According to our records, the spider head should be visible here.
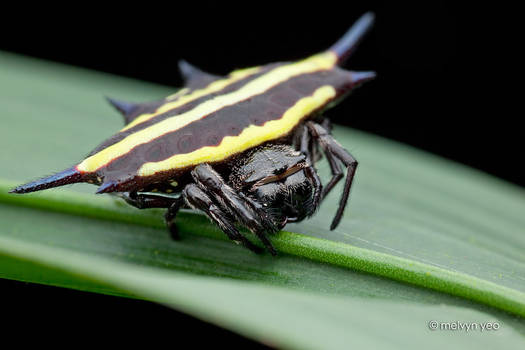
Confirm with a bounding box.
[230,144,317,227]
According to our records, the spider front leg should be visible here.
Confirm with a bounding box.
[190,164,277,255]
[307,121,358,230]
[182,184,260,253]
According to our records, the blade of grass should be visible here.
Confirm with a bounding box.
[1,182,524,317]
[2,51,525,348]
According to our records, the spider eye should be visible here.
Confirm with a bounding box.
[273,165,288,175]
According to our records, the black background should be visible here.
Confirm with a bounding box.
[2,3,521,187]
[1,2,521,346]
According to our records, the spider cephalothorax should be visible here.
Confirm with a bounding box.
[230,144,319,225]
[10,13,375,255]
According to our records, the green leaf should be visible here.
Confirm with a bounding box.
[1,51,525,349]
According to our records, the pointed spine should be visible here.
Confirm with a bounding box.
[349,70,377,85]
[9,167,84,194]
[328,12,375,65]
[178,60,219,87]
[106,97,139,124]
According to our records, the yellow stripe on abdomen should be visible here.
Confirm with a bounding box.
[120,67,261,131]
[137,85,336,176]
[77,52,337,173]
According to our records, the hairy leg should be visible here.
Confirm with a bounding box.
[118,191,185,239]
[299,125,323,210]
[183,184,260,253]
[118,191,180,209]
[307,121,358,230]
[191,164,277,255]
[164,197,184,240]
[316,119,344,200]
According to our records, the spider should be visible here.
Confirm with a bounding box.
[10,13,375,255]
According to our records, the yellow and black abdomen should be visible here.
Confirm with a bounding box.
[10,12,376,201]
[12,48,373,195]
[74,53,362,193]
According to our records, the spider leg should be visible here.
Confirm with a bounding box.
[183,184,260,253]
[321,148,344,201]
[117,192,185,240]
[307,121,358,230]
[321,118,333,133]
[299,125,322,211]
[164,197,185,240]
[315,119,344,200]
[118,191,179,209]
[191,164,277,255]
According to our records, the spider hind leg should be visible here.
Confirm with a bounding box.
[117,191,185,239]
